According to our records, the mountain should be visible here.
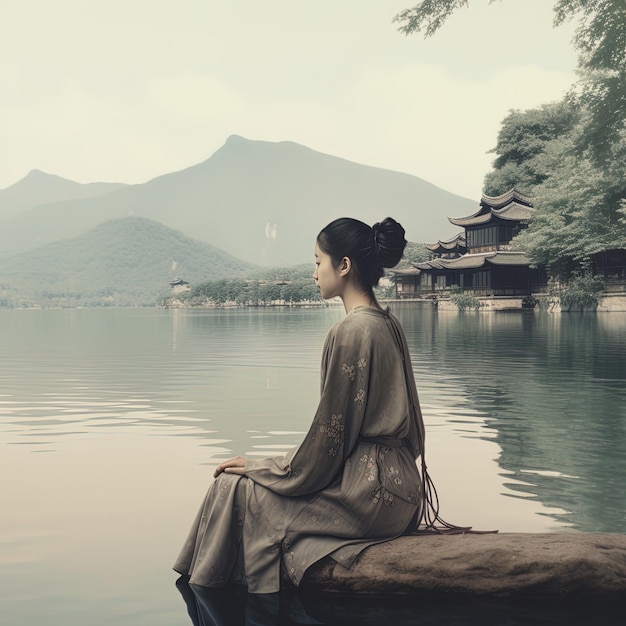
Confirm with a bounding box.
[0,217,256,307]
[0,169,127,221]
[0,136,476,265]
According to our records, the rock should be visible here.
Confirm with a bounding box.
[301,533,626,601]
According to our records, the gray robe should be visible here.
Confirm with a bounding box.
[173,306,426,593]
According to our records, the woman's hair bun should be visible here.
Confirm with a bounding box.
[372,217,406,268]
[316,216,407,290]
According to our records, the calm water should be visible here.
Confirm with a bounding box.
[1,305,625,625]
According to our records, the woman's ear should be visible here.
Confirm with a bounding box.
[339,256,351,277]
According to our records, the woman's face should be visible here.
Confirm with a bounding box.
[313,243,344,300]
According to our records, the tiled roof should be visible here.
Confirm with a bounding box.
[169,277,189,285]
[485,251,529,266]
[413,258,446,270]
[413,251,529,271]
[447,187,535,227]
[481,188,533,209]
[449,201,535,227]
[426,232,466,252]
[390,264,420,276]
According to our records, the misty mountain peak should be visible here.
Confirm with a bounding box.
[25,168,49,178]
[1,136,476,265]
[224,134,248,145]
[14,169,71,188]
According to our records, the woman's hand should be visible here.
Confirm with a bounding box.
[213,456,246,478]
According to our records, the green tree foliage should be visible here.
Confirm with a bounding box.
[394,0,626,162]
[169,266,322,307]
[394,0,481,38]
[449,285,481,311]
[553,0,626,162]
[553,272,605,310]
[403,241,432,263]
[483,101,579,196]
[513,127,626,275]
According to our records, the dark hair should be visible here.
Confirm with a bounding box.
[317,217,406,291]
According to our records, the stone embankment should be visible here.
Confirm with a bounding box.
[301,532,626,601]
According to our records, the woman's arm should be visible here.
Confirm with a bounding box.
[243,318,373,496]
[214,456,246,477]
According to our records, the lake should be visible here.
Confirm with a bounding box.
[1,305,625,625]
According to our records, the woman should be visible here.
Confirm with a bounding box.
[174,217,439,594]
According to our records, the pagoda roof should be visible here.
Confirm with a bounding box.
[448,188,535,227]
[481,188,533,210]
[425,232,466,252]
[414,251,530,271]
[389,263,420,276]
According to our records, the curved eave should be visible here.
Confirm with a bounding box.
[448,207,491,227]
[449,212,492,227]
[485,252,530,266]
[415,251,530,271]
[492,202,535,221]
[438,254,490,269]
[481,188,533,209]
[425,232,466,252]
[426,242,467,253]
[413,259,445,270]
[450,202,535,227]
[390,265,421,276]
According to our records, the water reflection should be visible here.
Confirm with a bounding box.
[394,305,626,532]
[175,578,622,626]
[176,578,324,626]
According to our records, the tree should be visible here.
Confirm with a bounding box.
[513,127,626,276]
[403,241,432,263]
[393,0,626,162]
[559,0,626,163]
[483,101,579,196]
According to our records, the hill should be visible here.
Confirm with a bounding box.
[0,136,474,265]
[0,169,126,221]
[0,217,257,307]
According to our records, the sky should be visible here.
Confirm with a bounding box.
[2,0,578,200]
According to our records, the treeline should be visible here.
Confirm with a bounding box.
[159,264,322,306]
[163,269,322,307]
[160,253,422,307]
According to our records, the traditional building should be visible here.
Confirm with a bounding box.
[426,232,467,258]
[169,277,190,291]
[392,263,422,299]
[404,189,546,297]
[393,233,467,298]
[592,249,626,293]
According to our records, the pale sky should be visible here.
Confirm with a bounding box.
[2,0,578,199]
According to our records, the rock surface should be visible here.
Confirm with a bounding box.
[301,533,626,600]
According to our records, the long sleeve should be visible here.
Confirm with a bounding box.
[386,312,425,460]
[244,317,373,496]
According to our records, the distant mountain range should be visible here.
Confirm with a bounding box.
[0,169,127,221]
[0,217,257,307]
[0,135,474,267]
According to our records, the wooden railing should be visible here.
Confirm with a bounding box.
[602,277,626,293]
[397,286,533,298]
